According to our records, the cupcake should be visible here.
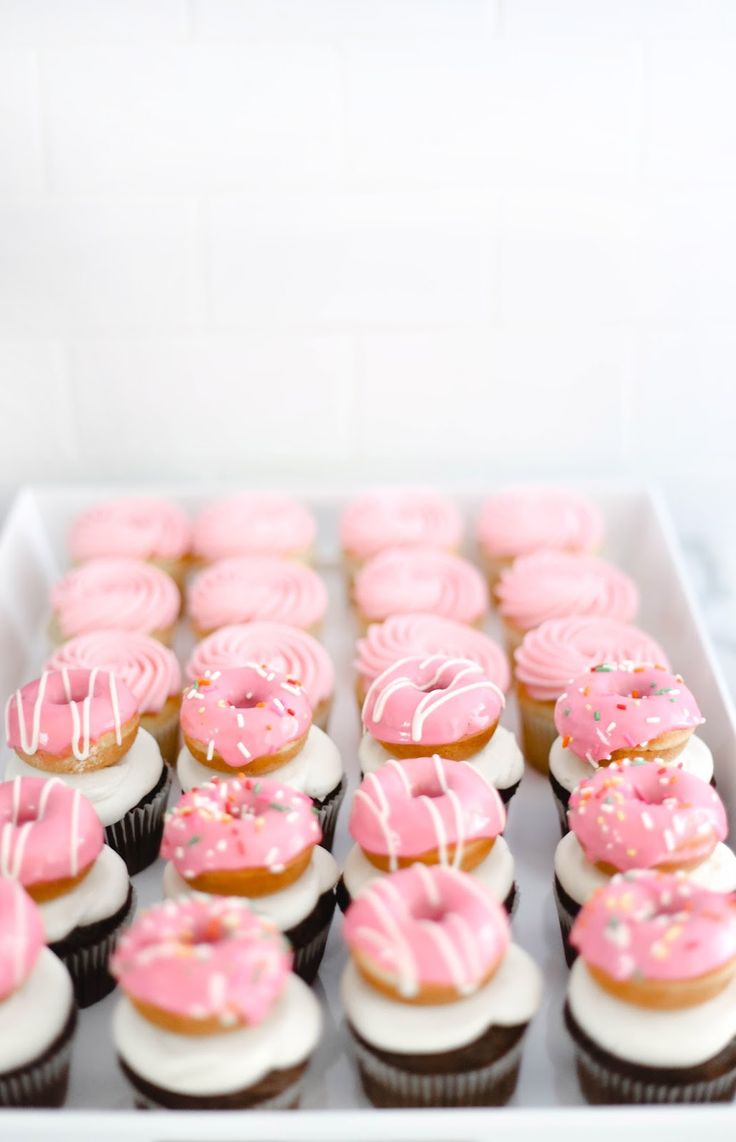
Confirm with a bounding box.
[68,496,191,592]
[359,655,524,806]
[188,556,328,638]
[339,754,516,915]
[50,557,180,647]
[161,775,338,983]
[0,776,134,1006]
[111,897,322,1110]
[186,622,335,730]
[192,493,316,564]
[341,865,542,1107]
[0,880,76,1108]
[354,548,488,632]
[565,872,736,1104]
[554,761,736,966]
[5,668,171,874]
[340,489,463,576]
[514,616,669,774]
[177,666,344,850]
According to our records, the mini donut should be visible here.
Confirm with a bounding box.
[555,663,703,766]
[192,493,316,564]
[0,879,45,1001]
[161,775,322,897]
[50,557,181,646]
[570,870,736,1010]
[188,556,328,637]
[354,547,488,629]
[350,755,505,873]
[343,864,509,1004]
[110,896,292,1035]
[68,497,192,580]
[5,668,140,774]
[340,490,463,566]
[361,655,505,760]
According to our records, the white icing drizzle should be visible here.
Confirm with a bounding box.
[7,669,125,762]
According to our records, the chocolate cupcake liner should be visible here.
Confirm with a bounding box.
[554,878,580,967]
[314,781,345,853]
[0,1004,77,1108]
[498,779,522,809]
[292,916,332,985]
[52,885,136,1008]
[105,764,171,875]
[286,888,337,984]
[120,1056,307,1111]
[549,771,571,837]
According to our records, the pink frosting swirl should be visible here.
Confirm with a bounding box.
[46,630,181,716]
[51,557,180,640]
[0,880,45,1000]
[340,489,463,561]
[110,896,292,1027]
[571,871,736,983]
[0,776,104,887]
[68,496,191,563]
[355,547,488,626]
[496,551,638,633]
[554,664,703,764]
[188,557,328,634]
[515,616,669,703]
[193,494,316,562]
[477,487,603,559]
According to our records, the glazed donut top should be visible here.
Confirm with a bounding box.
[362,655,505,747]
[477,487,603,559]
[51,557,180,640]
[350,755,506,867]
[554,664,702,765]
[192,493,316,562]
[5,668,139,762]
[0,879,45,1000]
[68,496,191,563]
[340,489,463,562]
[355,612,510,696]
[571,871,736,983]
[181,665,312,768]
[162,776,321,879]
[0,776,103,887]
[188,557,328,634]
[495,551,638,633]
[514,616,669,704]
[111,896,292,1028]
[186,622,334,711]
[343,864,509,999]
[47,631,181,715]
[568,762,727,872]
[354,547,488,626]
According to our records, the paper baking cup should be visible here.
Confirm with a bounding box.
[293,919,331,985]
[554,882,579,968]
[119,1056,306,1111]
[56,886,136,1009]
[315,782,345,853]
[105,766,172,876]
[0,1005,77,1108]
[549,771,571,837]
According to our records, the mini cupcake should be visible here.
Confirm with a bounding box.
[112,897,322,1110]
[177,666,344,850]
[354,548,488,632]
[186,622,335,730]
[50,557,180,647]
[341,865,542,1107]
[68,496,192,591]
[162,776,338,983]
[340,489,463,576]
[5,668,171,874]
[359,655,523,806]
[554,762,736,966]
[565,872,736,1104]
[192,493,316,564]
[188,556,328,638]
[514,616,669,774]
[339,755,516,915]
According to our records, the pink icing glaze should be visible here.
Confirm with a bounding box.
[193,494,316,562]
[68,496,191,563]
[0,880,45,1001]
[188,557,328,634]
[110,896,292,1027]
[514,615,669,703]
[343,864,509,998]
[554,663,703,765]
[181,665,312,769]
[0,776,104,886]
[51,557,180,640]
[46,631,181,716]
[350,755,506,869]
[354,547,488,626]
[340,489,463,562]
[355,612,510,696]
[162,775,321,879]
[186,622,334,711]
[495,551,638,633]
[568,762,726,872]
[477,487,603,559]
[5,668,139,762]
[571,871,736,982]
[362,655,505,746]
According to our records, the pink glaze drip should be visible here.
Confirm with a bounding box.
[495,551,638,633]
[340,490,463,562]
[47,631,181,715]
[355,547,489,626]
[477,487,603,559]
[193,494,316,562]
[0,880,45,1001]
[68,496,191,563]
[0,776,103,886]
[51,557,180,640]
[188,557,328,634]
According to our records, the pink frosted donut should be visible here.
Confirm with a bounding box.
[111,896,292,1028]
[47,631,181,716]
[355,547,488,627]
[554,664,703,765]
[193,493,316,563]
[0,776,104,890]
[350,755,505,871]
[477,487,603,560]
[188,556,328,635]
[343,864,509,1001]
[496,551,638,634]
[568,762,726,872]
[51,557,180,642]
[68,497,191,564]
[341,490,463,563]
[0,880,45,1000]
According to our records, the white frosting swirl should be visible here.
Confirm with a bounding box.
[549,733,715,794]
[359,725,524,793]
[41,844,130,943]
[0,948,73,1072]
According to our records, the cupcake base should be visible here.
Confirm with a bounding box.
[50,884,136,1008]
[0,1002,77,1108]
[285,888,337,984]
[337,878,517,919]
[118,1056,308,1110]
[105,764,171,875]
[313,780,345,852]
[516,687,556,775]
[554,875,580,967]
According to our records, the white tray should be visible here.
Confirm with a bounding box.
[0,483,735,1142]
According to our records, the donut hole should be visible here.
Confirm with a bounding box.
[229,690,265,711]
[48,677,91,704]
[418,681,449,694]
[12,804,40,826]
[412,898,447,923]
[410,778,446,800]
